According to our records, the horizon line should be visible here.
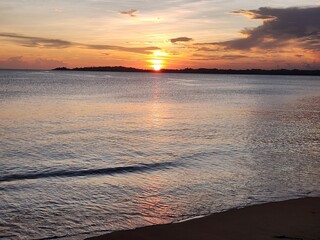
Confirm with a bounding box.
[1,66,320,73]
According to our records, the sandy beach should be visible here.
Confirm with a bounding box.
[87,197,320,240]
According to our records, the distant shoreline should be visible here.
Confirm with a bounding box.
[87,197,320,240]
[53,66,320,76]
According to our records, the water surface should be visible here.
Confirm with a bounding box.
[0,71,319,239]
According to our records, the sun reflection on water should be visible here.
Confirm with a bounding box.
[134,174,174,225]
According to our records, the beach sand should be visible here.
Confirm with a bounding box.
[87,197,320,240]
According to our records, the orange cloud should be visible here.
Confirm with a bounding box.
[0,33,160,54]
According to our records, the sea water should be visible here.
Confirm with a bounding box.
[0,70,319,239]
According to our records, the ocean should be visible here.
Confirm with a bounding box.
[0,70,319,239]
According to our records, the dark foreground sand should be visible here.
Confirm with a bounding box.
[87,197,320,240]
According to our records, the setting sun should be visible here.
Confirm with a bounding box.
[151,59,163,71]
[153,64,162,71]
[150,51,168,71]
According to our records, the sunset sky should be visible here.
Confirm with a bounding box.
[0,0,319,70]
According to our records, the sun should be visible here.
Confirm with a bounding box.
[151,59,162,71]
[153,64,162,71]
[149,51,167,71]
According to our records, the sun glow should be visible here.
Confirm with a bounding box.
[150,51,168,71]
[153,50,168,57]
[151,59,163,71]
[153,64,162,71]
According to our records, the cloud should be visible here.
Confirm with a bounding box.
[192,53,249,61]
[0,33,72,48]
[198,7,320,51]
[0,32,160,54]
[84,44,159,54]
[220,54,248,60]
[0,56,67,69]
[120,9,138,17]
[170,37,193,44]
[196,47,222,52]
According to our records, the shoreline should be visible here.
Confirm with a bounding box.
[86,197,320,240]
[52,67,320,76]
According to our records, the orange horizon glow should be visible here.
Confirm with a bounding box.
[0,2,319,70]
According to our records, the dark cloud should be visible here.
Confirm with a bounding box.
[196,46,226,52]
[220,54,248,60]
[170,37,193,44]
[192,53,249,61]
[0,33,160,54]
[120,9,138,17]
[199,7,320,51]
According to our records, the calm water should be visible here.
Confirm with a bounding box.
[0,70,319,239]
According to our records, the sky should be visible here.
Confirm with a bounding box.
[0,0,319,70]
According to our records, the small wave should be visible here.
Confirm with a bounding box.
[0,161,178,183]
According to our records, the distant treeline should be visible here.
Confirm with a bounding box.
[53,66,320,76]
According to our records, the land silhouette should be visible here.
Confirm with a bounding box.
[53,66,320,76]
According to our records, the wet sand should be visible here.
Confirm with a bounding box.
[87,197,320,240]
